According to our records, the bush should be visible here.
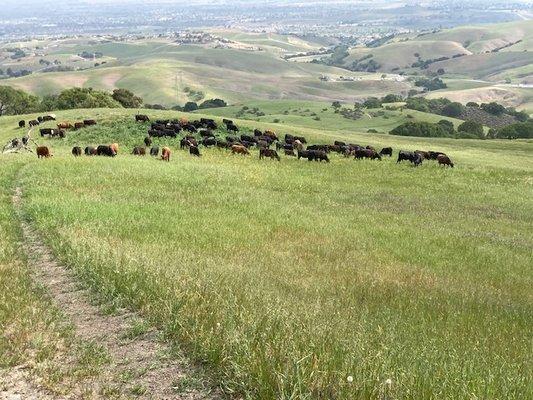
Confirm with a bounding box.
[442,102,466,118]
[199,98,227,109]
[390,121,450,137]
[363,97,382,108]
[438,119,455,134]
[183,102,199,112]
[480,102,506,116]
[491,121,533,139]
[112,88,143,108]
[458,120,484,138]
[382,94,403,103]
[42,87,121,111]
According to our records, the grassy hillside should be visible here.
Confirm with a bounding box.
[201,100,465,133]
[1,107,532,398]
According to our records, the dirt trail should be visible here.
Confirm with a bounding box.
[2,187,219,399]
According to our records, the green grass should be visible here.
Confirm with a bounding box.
[1,107,531,398]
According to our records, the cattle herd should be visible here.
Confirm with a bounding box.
[19,113,455,168]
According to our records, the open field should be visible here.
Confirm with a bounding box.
[1,107,532,398]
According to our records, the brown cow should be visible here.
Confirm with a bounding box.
[74,122,85,130]
[132,146,146,156]
[437,154,454,168]
[110,143,119,155]
[231,145,250,155]
[57,122,73,130]
[36,146,52,158]
[259,148,280,161]
[161,147,171,162]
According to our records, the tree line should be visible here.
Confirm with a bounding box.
[0,85,227,116]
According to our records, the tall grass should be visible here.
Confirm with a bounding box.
[17,131,533,399]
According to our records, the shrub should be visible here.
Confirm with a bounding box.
[390,121,450,137]
[183,102,199,112]
[199,98,227,109]
[442,102,466,118]
[458,120,484,138]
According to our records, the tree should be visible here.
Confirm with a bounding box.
[199,98,227,109]
[382,94,403,103]
[0,86,39,116]
[442,102,466,118]
[112,88,143,108]
[437,68,445,75]
[363,97,382,108]
[458,120,484,138]
[438,119,455,134]
[390,121,449,137]
[48,87,121,110]
[480,102,506,116]
[332,101,342,110]
[183,102,198,112]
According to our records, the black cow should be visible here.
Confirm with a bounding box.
[136,114,150,122]
[216,140,228,149]
[144,136,152,146]
[379,147,393,157]
[72,146,82,157]
[83,119,97,126]
[189,146,201,157]
[397,151,423,166]
[40,128,55,137]
[18,120,25,128]
[97,145,116,157]
[308,150,329,162]
[202,137,216,147]
[84,146,97,156]
[29,120,40,127]
[354,149,381,160]
[227,123,239,133]
[132,146,146,156]
[150,146,160,157]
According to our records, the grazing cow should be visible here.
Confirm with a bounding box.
[42,114,56,122]
[161,147,171,162]
[40,128,55,137]
[257,140,270,149]
[259,148,280,161]
[57,129,66,138]
[57,122,73,130]
[231,144,250,155]
[240,134,254,143]
[36,146,52,158]
[264,130,279,141]
[110,143,119,155]
[85,146,97,156]
[397,151,422,166]
[144,136,152,146]
[308,150,330,162]
[297,150,309,160]
[415,150,430,160]
[227,123,239,133]
[83,119,97,126]
[150,146,160,157]
[189,146,201,157]
[72,146,82,157]
[132,146,146,156]
[202,137,216,147]
[354,149,381,160]
[199,129,213,138]
[18,120,25,128]
[379,147,393,157]
[334,140,346,147]
[254,129,263,137]
[294,135,307,144]
[97,145,116,157]
[135,114,150,122]
[285,149,296,157]
[429,151,446,160]
[366,145,376,151]
[74,122,85,130]
[437,154,454,168]
[223,119,233,125]
[307,144,329,153]
[29,120,40,127]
